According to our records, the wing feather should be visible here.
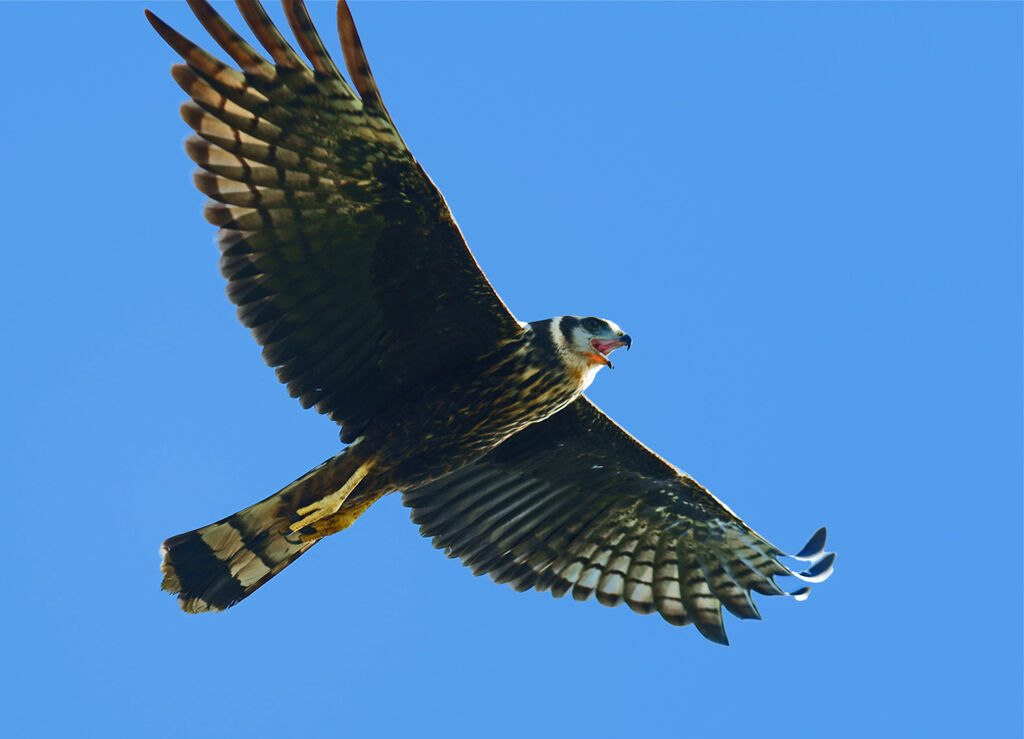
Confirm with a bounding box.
[148,1,520,438]
[186,0,277,77]
[403,397,834,642]
[335,0,396,130]
[282,1,345,79]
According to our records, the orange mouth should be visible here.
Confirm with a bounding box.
[587,337,630,369]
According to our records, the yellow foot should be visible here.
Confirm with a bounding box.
[289,458,374,533]
[298,492,386,541]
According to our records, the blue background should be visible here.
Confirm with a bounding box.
[2,2,1020,736]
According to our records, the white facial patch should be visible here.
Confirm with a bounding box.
[547,318,603,388]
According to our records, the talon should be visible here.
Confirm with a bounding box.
[288,495,343,532]
[289,509,327,533]
[287,457,375,534]
[296,502,316,517]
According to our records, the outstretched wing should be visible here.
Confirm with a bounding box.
[148,1,521,440]
[403,397,835,644]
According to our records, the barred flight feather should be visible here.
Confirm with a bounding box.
[404,397,834,643]
[282,1,342,77]
[700,549,762,621]
[148,0,520,439]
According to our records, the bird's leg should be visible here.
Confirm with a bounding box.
[289,457,375,533]
[298,489,388,541]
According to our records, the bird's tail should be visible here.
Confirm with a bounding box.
[161,450,368,613]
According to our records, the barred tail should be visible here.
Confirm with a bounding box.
[161,452,355,613]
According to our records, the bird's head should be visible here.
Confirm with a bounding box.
[558,315,631,370]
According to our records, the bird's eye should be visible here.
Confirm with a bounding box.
[581,317,602,332]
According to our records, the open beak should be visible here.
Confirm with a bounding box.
[588,334,632,369]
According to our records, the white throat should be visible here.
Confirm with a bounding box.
[548,319,604,392]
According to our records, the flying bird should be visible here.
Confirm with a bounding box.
[150,0,835,644]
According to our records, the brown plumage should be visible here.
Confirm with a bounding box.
[151,0,834,643]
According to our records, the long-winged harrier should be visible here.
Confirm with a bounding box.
[150,0,835,644]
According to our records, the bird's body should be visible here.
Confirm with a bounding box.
[362,318,610,491]
[151,0,835,644]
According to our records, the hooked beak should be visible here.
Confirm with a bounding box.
[588,334,632,369]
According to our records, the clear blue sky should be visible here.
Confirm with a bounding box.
[2,2,1020,737]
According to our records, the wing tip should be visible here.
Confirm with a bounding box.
[694,620,731,646]
[793,526,829,561]
[789,586,812,602]
[785,525,836,585]
[145,7,179,48]
[795,551,836,584]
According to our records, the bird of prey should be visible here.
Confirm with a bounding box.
[151,0,835,644]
